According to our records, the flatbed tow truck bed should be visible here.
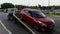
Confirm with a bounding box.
[7,9,60,34]
[12,11,41,34]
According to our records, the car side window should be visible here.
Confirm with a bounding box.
[24,10,30,14]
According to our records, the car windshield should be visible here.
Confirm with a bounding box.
[30,11,46,18]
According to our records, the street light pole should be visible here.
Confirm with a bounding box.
[48,0,50,16]
[48,0,50,6]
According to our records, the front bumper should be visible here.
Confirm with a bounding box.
[39,24,55,32]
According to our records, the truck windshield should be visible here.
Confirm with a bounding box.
[31,11,46,18]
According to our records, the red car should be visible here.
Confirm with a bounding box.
[19,8,55,32]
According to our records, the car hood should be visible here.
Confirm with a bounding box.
[34,17,53,25]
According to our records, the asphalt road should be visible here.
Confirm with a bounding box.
[0,12,60,34]
[0,12,31,34]
[0,21,9,34]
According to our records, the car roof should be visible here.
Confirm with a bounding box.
[23,8,41,12]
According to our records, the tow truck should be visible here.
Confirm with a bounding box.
[7,8,55,34]
[7,8,36,34]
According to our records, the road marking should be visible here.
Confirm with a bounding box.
[0,20,12,34]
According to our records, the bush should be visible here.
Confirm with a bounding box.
[55,13,60,15]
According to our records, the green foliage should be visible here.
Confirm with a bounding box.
[16,5,40,10]
[1,3,14,9]
[15,4,60,10]
[45,12,60,17]
[39,6,60,10]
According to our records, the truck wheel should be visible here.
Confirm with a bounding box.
[8,16,14,21]
[8,16,13,21]
[8,16,11,20]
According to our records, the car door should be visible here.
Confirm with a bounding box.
[22,10,35,25]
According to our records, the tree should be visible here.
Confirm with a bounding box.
[38,5,41,8]
[1,3,14,9]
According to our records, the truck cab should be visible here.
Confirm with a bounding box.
[7,8,18,20]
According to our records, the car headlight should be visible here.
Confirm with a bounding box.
[51,19,55,24]
[38,21,47,27]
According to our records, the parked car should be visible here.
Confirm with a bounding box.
[19,8,55,32]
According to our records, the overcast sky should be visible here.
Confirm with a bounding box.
[0,0,60,6]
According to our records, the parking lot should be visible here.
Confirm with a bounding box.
[0,12,60,34]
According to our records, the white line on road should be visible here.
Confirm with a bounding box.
[0,20,12,34]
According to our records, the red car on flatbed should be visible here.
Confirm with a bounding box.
[7,8,55,32]
[19,8,55,31]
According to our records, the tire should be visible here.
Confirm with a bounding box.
[7,16,11,20]
[8,16,13,21]
[50,26,54,31]
[48,25,55,32]
[33,24,38,30]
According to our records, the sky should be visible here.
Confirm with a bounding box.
[0,0,60,6]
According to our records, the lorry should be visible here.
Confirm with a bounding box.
[7,8,36,34]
